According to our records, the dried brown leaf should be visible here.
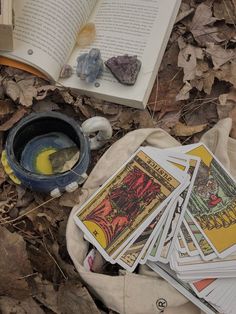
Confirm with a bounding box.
[4,67,33,79]
[217,88,236,120]
[0,184,18,214]
[190,3,222,46]
[73,97,94,118]
[0,99,15,116]
[190,77,204,92]
[101,102,121,115]
[176,5,194,24]
[0,227,32,299]
[59,190,81,208]
[191,65,216,95]
[114,108,134,130]
[171,122,208,136]
[0,297,45,314]
[3,80,20,102]
[214,62,236,87]
[195,60,209,77]
[183,99,218,126]
[51,242,79,279]
[213,0,236,25]
[192,3,217,27]
[36,85,57,100]
[0,107,27,131]
[133,110,155,128]
[61,151,80,173]
[17,79,38,107]
[219,88,236,108]
[83,97,121,116]
[3,79,37,107]
[49,147,79,174]
[202,70,216,95]
[60,90,74,105]
[0,163,6,186]
[149,42,184,115]
[34,276,60,313]
[206,44,236,69]
[16,187,33,208]
[176,82,192,101]
[27,243,59,283]
[178,39,203,81]
[111,107,154,130]
[23,198,65,232]
[148,79,182,116]
[58,281,100,314]
[33,100,60,112]
[217,23,236,42]
[0,85,4,100]
[156,111,181,134]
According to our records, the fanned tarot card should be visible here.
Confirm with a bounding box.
[74,148,184,261]
[185,144,236,258]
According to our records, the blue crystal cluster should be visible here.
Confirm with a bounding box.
[76,48,103,83]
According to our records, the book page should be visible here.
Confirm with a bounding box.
[62,0,181,108]
[0,0,96,80]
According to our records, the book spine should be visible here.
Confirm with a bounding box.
[0,0,13,51]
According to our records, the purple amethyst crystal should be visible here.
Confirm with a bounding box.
[105,55,141,86]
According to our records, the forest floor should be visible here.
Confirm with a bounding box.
[0,0,236,313]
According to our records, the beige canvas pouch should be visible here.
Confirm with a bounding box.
[66,118,236,314]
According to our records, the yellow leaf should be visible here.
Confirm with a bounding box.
[171,122,207,137]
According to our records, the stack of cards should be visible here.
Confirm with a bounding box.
[74,143,236,314]
[148,263,236,314]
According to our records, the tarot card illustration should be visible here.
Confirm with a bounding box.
[159,158,200,261]
[180,222,197,254]
[177,232,186,251]
[187,144,236,256]
[118,207,167,269]
[75,150,182,258]
[184,212,216,259]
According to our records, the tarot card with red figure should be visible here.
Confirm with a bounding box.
[74,147,186,262]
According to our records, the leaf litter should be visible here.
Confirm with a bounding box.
[1,1,236,312]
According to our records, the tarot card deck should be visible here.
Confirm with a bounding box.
[74,144,236,314]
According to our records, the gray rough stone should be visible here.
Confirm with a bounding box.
[105,55,142,85]
[60,64,73,79]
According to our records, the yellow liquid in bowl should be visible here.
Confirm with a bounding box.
[35,148,57,175]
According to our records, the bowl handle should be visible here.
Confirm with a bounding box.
[81,117,112,150]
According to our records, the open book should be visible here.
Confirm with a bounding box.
[0,0,181,109]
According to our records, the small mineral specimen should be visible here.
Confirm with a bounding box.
[60,64,73,78]
[77,23,96,48]
[105,55,142,85]
[49,146,80,173]
[76,48,103,83]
